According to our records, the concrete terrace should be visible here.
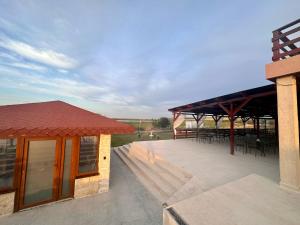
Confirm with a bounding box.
[0,152,162,225]
[137,139,279,191]
[114,139,300,225]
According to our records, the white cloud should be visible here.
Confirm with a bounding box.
[58,69,69,74]
[95,93,136,105]
[0,66,110,99]
[0,52,18,61]
[148,77,170,91]
[0,37,77,69]
[9,62,47,72]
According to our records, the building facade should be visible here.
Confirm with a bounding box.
[0,101,134,215]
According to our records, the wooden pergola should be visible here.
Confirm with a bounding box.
[168,84,277,155]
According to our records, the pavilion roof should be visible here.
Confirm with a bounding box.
[168,84,277,118]
[0,101,135,137]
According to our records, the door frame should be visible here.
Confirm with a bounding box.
[58,137,76,199]
[18,137,76,210]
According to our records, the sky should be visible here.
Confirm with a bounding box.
[0,0,299,118]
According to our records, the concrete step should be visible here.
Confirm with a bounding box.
[155,159,192,184]
[118,146,177,195]
[121,145,185,190]
[114,147,170,202]
[127,143,192,184]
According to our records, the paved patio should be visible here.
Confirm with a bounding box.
[0,151,162,225]
[129,140,300,225]
[137,139,279,192]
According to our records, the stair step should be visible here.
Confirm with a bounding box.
[122,145,185,189]
[155,161,190,185]
[125,144,192,184]
[119,147,177,195]
[114,147,170,202]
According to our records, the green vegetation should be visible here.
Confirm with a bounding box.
[152,117,171,128]
[111,131,173,147]
[124,120,153,131]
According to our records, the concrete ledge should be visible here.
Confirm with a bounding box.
[170,174,300,225]
[265,55,300,80]
[280,181,300,193]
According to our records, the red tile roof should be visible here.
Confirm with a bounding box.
[0,101,135,137]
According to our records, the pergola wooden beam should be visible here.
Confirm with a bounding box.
[192,113,205,138]
[211,115,224,129]
[218,97,253,155]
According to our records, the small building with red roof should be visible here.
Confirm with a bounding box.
[0,100,134,214]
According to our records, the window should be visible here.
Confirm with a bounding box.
[0,138,17,191]
[78,136,98,175]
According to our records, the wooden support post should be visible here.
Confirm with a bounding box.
[212,115,223,139]
[192,113,204,139]
[264,119,267,132]
[252,117,256,132]
[229,116,235,154]
[256,117,260,139]
[218,97,252,155]
[241,117,250,135]
[272,30,280,61]
[229,104,235,155]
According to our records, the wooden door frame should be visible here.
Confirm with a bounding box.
[58,137,76,199]
[18,137,62,210]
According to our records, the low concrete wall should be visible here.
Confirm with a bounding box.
[0,192,15,216]
[74,134,111,198]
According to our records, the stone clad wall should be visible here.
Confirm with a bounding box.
[74,175,101,198]
[74,134,111,198]
[98,134,111,193]
[0,192,15,216]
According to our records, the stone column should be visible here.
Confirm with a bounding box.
[276,75,300,191]
[98,134,111,193]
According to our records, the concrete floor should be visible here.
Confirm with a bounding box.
[132,140,300,225]
[138,139,279,192]
[0,152,163,225]
[171,174,300,225]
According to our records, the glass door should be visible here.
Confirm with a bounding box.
[59,138,73,199]
[19,138,75,209]
[21,139,58,208]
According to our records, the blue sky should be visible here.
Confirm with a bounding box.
[0,1,299,118]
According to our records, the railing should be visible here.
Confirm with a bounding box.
[272,18,300,61]
[175,129,197,139]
